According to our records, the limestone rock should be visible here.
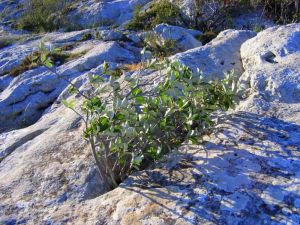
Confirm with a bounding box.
[98,29,124,41]
[238,23,300,122]
[0,98,112,224]
[0,18,300,225]
[0,32,138,132]
[154,23,202,51]
[69,0,153,28]
[171,29,256,80]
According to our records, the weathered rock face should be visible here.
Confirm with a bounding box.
[0,30,139,132]
[0,99,113,225]
[68,0,153,28]
[0,8,299,224]
[154,23,202,51]
[0,0,153,29]
[2,110,299,224]
[238,23,300,123]
[172,29,256,80]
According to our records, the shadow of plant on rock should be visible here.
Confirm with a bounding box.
[119,111,300,224]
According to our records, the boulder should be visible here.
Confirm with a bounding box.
[0,30,94,76]
[172,29,256,80]
[69,0,153,27]
[98,29,124,41]
[0,39,38,76]
[2,110,299,225]
[238,23,300,122]
[154,23,202,51]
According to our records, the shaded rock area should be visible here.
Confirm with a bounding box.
[0,1,299,223]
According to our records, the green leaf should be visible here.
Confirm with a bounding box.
[62,99,75,110]
[41,53,47,63]
[132,88,142,96]
[135,96,147,105]
[68,86,78,95]
[188,136,199,144]
[131,154,144,169]
[99,116,110,132]
[44,59,53,68]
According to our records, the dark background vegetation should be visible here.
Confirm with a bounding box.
[13,0,300,33]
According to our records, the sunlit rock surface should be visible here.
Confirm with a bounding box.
[0,2,299,224]
[238,23,300,123]
[172,29,256,80]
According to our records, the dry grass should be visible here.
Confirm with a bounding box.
[123,63,143,72]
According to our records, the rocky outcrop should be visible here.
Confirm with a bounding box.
[0,30,139,132]
[0,100,112,224]
[68,0,153,28]
[172,29,256,80]
[238,23,300,123]
[154,23,202,51]
[0,15,299,225]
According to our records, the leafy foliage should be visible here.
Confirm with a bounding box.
[35,36,235,190]
[57,57,236,189]
[126,0,182,31]
[79,33,93,42]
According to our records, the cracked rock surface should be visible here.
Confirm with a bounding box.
[0,16,299,225]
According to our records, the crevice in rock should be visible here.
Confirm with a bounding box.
[263,51,278,64]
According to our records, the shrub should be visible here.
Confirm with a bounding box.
[126,0,183,31]
[261,0,299,23]
[229,0,299,24]
[51,57,236,189]
[17,0,69,32]
[189,0,299,33]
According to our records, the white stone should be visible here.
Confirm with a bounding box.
[171,29,256,80]
[238,23,300,122]
[0,35,137,131]
[99,30,124,41]
[154,23,202,51]
[69,0,153,27]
